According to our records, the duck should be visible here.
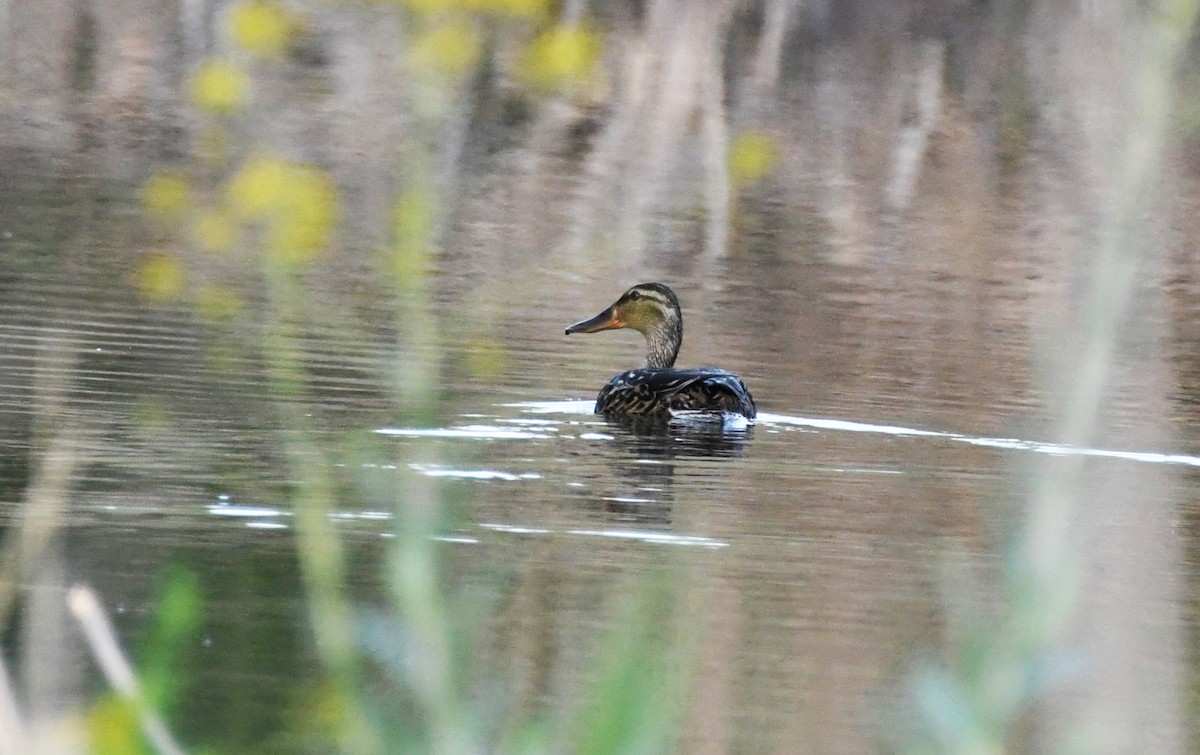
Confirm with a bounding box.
[565,282,757,419]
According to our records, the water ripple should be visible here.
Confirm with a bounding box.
[758,412,1200,468]
[377,424,554,440]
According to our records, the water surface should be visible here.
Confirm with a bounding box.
[3,2,1200,751]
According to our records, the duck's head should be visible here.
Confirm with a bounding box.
[565,282,683,369]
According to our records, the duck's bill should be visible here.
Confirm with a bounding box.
[565,307,624,335]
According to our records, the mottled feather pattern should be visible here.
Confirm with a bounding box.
[595,368,756,418]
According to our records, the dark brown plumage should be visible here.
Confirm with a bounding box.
[565,283,756,419]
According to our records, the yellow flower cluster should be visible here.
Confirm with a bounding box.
[228,156,339,266]
[191,1,301,114]
[138,154,338,301]
[147,0,606,309]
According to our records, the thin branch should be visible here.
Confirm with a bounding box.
[0,653,26,755]
[67,586,186,755]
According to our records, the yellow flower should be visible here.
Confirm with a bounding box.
[265,166,338,266]
[228,156,337,266]
[519,25,602,91]
[191,60,249,114]
[392,190,433,283]
[227,155,290,217]
[229,0,291,58]
[87,696,142,755]
[728,132,779,188]
[141,172,190,217]
[136,255,186,300]
[410,19,481,78]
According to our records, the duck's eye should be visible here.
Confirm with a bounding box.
[627,290,641,301]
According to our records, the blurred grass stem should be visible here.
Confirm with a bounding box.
[67,586,185,755]
[1022,0,1199,587]
[0,332,81,623]
[262,261,383,754]
[0,653,26,755]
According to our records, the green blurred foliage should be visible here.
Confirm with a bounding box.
[570,576,685,755]
[87,696,151,755]
[83,570,203,755]
[125,2,692,753]
[139,569,204,715]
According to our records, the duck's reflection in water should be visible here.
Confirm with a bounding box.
[587,413,752,524]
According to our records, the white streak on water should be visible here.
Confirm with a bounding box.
[408,463,535,481]
[757,413,1200,468]
[480,522,553,535]
[207,505,288,518]
[389,402,1200,469]
[329,510,393,521]
[505,400,596,414]
[377,425,552,440]
[244,521,289,530]
[423,469,522,481]
[481,521,728,548]
[757,413,944,437]
[567,529,730,548]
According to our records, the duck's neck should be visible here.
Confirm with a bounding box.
[644,313,682,369]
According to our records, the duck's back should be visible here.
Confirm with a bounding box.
[595,368,756,418]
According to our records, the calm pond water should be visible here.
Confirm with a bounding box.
[3,1,1200,753]
[3,216,1196,751]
